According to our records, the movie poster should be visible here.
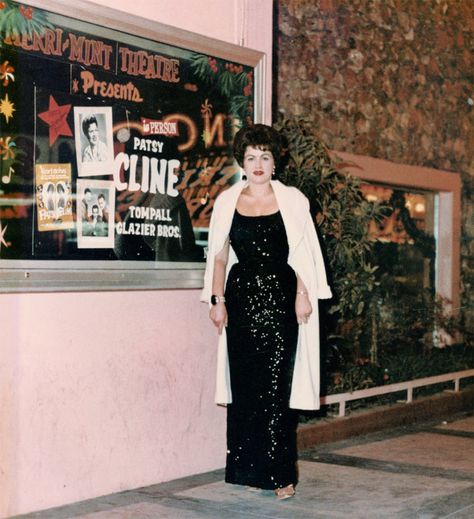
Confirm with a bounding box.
[35,164,73,232]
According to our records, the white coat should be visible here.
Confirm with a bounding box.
[200,180,332,410]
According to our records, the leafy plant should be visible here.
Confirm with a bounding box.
[0,1,53,44]
[275,115,472,416]
[321,344,473,415]
[189,53,253,121]
[275,116,388,333]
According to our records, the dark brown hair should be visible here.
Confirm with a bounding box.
[82,115,99,137]
[233,124,283,168]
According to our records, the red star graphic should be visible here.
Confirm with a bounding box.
[38,95,72,146]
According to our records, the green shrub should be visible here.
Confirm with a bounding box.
[275,116,472,416]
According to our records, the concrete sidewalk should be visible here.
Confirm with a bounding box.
[16,413,474,519]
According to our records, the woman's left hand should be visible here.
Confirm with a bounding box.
[296,292,312,325]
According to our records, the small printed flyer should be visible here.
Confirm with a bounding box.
[35,164,74,232]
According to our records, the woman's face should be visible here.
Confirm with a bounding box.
[87,122,99,145]
[243,145,274,185]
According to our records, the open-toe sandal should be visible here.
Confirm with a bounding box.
[275,484,295,500]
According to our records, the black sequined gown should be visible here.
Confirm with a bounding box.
[224,210,298,490]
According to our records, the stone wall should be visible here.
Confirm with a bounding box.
[276,0,473,332]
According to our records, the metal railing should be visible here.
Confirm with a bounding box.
[320,369,474,417]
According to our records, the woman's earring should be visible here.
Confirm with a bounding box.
[272,166,276,176]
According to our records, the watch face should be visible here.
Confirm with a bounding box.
[211,295,217,305]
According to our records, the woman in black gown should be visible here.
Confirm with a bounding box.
[206,124,328,500]
[224,207,299,493]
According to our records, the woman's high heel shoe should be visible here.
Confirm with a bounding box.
[275,484,295,500]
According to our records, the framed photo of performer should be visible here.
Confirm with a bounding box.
[74,107,114,177]
[76,179,115,249]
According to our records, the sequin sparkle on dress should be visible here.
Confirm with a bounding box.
[224,210,298,490]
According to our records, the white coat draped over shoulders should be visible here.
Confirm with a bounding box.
[201,180,332,410]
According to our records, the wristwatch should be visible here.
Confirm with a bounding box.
[210,294,226,305]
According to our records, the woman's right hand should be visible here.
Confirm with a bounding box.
[209,302,228,335]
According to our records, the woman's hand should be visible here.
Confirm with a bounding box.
[295,292,312,324]
[210,302,228,335]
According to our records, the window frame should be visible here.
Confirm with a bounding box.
[335,151,462,313]
[0,0,267,293]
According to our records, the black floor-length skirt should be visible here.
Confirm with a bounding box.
[224,210,298,490]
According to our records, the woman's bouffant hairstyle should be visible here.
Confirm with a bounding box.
[233,124,283,168]
[82,115,99,137]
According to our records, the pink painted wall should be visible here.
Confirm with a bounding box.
[0,1,273,516]
[1,291,220,514]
